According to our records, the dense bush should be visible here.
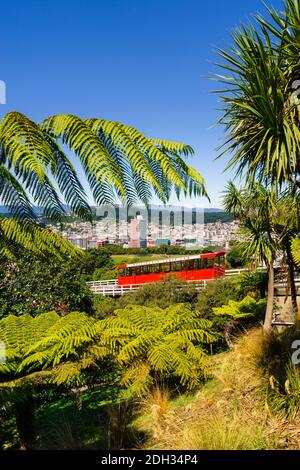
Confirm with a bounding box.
[260,323,300,418]
[116,278,199,310]
[226,244,248,268]
[0,248,114,317]
[0,253,93,317]
[98,303,216,395]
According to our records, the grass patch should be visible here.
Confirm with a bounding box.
[132,329,277,450]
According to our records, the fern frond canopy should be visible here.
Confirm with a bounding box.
[0,111,207,254]
[0,312,99,399]
[97,304,216,395]
[213,296,267,319]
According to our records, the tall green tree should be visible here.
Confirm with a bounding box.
[224,183,280,332]
[0,112,207,257]
[215,0,300,186]
[216,0,300,325]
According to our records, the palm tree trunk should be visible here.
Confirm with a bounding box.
[263,261,274,334]
[14,397,36,450]
[285,238,298,317]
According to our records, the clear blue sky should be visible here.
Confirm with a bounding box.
[1,0,283,208]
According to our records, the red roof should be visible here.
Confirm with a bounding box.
[117,252,225,269]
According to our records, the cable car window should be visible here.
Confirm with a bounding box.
[194,259,201,270]
[172,261,182,271]
[155,264,161,274]
[141,265,148,275]
[188,260,194,270]
[161,263,171,273]
[150,264,159,274]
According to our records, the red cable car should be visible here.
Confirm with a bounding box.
[117,251,226,287]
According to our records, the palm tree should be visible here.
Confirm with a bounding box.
[215,0,300,186]
[224,183,281,333]
[273,188,300,316]
[0,112,207,257]
[215,0,300,327]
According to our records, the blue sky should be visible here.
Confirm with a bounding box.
[1,0,283,208]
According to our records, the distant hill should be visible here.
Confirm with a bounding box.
[204,208,224,213]
[0,205,233,224]
[204,211,233,224]
[0,206,8,214]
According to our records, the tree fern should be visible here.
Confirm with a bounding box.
[0,111,207,254]
[97,304,216,395]
[0,312,98,388]
[213,296,267,320]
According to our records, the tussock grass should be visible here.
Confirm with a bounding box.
[134,328,300,450]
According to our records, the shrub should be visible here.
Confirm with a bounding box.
[260,322,300,418]
[98,304,217,395]
[116,278,198,310]
[196,278,241,317]
[213,296,266,321]
[0,252,94,316]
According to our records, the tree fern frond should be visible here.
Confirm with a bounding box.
[0,112,53,179]
[291,237,300,267]
[41,114,126,195]
[98,304,214,393]
[0,217,81,258]
[45,135,92,221]
[0,165,35,220]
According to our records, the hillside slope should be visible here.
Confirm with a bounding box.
[135,328,300,450]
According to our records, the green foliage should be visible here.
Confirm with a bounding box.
[98,304,216,395]
[196,275,267,347]
[223,182,282,268]
[0,312,100,391]
[0,216,81,259]
[0,251,94,316]
[237,271,268,300]
[196,278,241,317]
[226,244,248,268]
[116,278,199,310]
[92,296,118,319]
[0,311,118,449]
[216,0,300,186]
[0,111,207,255]
[76,249,113,282]
[213,296,266,320]
[259,323,300,418]
[291,237,300,268]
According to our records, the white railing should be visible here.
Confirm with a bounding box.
[86,278,210,296]
[86,279,118,288]
[225,266,267,277]
[87,283,140,297]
